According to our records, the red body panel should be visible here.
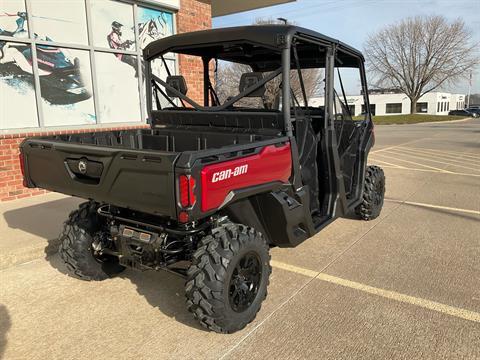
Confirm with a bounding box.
[200,143,292,212]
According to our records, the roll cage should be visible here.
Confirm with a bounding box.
[143,24,372,133]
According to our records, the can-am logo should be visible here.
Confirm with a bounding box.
[211,164,248,183]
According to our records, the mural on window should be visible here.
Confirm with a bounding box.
[0,1,175,130]
[138,7,174,49]
[91,0,136,50]
[30,0,88,45]
[37,46,95,126]
[0,3,37,129]
[95,52,141,123]
[0,1,28,38]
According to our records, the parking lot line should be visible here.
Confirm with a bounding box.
[371,153,454,173]
[397,147,480,165]
[368,159,406,168]
[270,260,480,324]
[401,146,480,160]
[374,165,480,177]
[389,149,480,172]
[370,138,436,154]
[385,199,480,215]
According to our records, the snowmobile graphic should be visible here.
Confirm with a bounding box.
[0,12,91,105]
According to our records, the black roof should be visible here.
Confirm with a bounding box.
[143,25,364,62]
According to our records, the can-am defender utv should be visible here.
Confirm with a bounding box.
[20,25,385,333]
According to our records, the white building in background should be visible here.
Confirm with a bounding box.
[310,91,465,116]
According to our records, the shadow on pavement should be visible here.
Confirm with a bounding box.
[46,253,207,332]
[0,305,11,359]
[3,197,82,255]
[121,269,208,332]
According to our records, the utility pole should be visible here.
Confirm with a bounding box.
[466,70,472,108]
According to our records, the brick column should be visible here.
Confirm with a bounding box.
[176,0,212,104]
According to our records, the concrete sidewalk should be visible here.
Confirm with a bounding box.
[0,194,83,270]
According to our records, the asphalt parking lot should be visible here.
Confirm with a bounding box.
[0,118,479,360]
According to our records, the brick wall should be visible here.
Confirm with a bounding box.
[0,125,148,201]
[177,0,212,103]
[0,0,212,202]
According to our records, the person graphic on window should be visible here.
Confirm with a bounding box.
[107,21,138,76]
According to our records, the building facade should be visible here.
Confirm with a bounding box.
[0,0,211,201]
[310,92,466,117]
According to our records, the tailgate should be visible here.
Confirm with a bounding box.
[21,139,179,217]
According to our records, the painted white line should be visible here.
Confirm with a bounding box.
[271,260,480,324]
[371,153,454,173]
[395,147,480,166]
[369,159,406,169]
[385,199,480,215]
[385,148,480,172]
[372,165,480,178]
[370,138,435,154]
[401,146,480,160]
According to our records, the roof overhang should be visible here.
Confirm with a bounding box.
[198,0,296,17]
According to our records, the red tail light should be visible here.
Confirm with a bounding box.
[179,175,196,208]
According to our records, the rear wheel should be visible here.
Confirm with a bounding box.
[185,222,271,333]
[59,202,125,281]
[355,165,385,220]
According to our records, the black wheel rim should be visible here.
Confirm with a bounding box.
[228,252,262,313]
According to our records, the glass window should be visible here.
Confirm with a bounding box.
[0,1,29,38]
[95,51,141,123]
[0,1,176,130]
[361,104,376,115]
[0,41,39,129]
[30,0,88,45]
[37,46,96,126]
[386,103,402,114]
[334,67,363,121]
[90,0,136,51]
[348,105,355,116]
[416,102,428,113]
[137,6,174,49]
[151,57,177,109]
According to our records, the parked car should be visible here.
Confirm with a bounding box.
[466,107,480,116]
[448,109,479,117]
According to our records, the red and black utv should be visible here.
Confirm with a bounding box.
[20,25,385,333]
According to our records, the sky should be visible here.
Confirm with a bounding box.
[213,0,480,95]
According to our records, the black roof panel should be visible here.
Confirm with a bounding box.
[143,25,363,62]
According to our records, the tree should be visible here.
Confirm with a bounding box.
[364,16,479,114]
[215,18,322,109]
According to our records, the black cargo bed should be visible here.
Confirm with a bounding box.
[21,128,277,216]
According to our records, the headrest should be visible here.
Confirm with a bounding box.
[239,72,265,97]
[166,75,187,97]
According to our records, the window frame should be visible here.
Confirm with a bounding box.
[0,0,177,131]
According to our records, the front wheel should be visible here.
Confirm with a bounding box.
[355,165,385,221]
[185,222,271,333]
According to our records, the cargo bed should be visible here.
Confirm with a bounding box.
[20,128,277,217]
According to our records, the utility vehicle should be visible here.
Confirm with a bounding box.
[20,25,385,333]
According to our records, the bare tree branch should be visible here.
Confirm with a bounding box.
[215,18,322,109]
[364,15,479,113]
